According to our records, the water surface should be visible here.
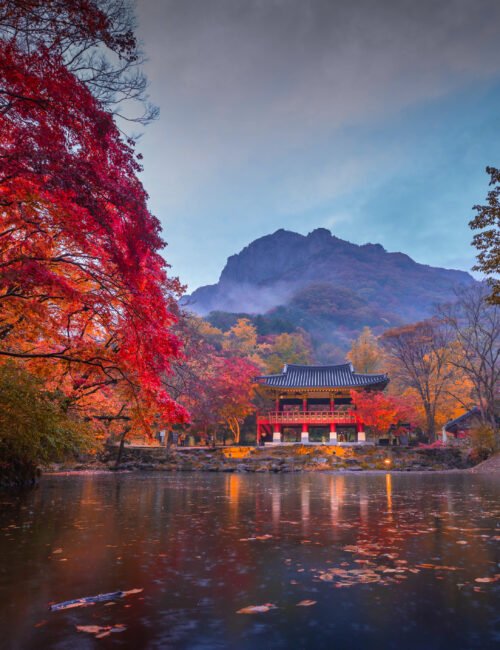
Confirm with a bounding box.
[0,472,499,649]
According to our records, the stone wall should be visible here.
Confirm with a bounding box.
[66,443,472,473]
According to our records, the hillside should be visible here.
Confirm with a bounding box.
[184,228,476,359]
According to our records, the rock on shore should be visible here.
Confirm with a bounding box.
[47,444,476,474]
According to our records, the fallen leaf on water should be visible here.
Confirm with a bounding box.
[76,626,103,634]
[76,624,126,639]
[237,603,277,614]
[239,535,273,542]
[297,600,316,607]
[474,576,498,584]
[122,588,144,596]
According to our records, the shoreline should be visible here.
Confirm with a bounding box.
[4,448,496,490]
[43,467,490,476]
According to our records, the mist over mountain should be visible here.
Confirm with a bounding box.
[184,228,476,359]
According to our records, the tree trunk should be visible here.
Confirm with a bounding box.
[115,426,131,468]
[425,408,436,443]
[165,430,172,460]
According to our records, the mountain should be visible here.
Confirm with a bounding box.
[184,228,476,359]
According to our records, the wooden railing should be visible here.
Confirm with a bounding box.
[257,410,357,424]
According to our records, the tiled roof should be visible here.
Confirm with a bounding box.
[444,407,481,432]
[257,363,389,389]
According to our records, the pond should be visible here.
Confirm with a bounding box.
[0,473,499,649]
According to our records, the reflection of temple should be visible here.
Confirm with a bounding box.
[256,363,388,444]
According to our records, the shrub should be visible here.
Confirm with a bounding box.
[0,364,92,487]
[470,423,497,453]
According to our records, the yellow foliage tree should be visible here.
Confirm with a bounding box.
[263,331,313,374]
[347,327,383,373]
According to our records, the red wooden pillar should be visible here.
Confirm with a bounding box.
[275,397,280,412]
[328,396,336,443]
[257,422,261,445]
[329,419,337,443]
[301,397,308,442]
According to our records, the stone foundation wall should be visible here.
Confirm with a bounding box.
[58,443,472,473]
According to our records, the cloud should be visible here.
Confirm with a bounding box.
[134,0,500,288]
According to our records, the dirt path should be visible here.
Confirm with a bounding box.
[469,453,500,474]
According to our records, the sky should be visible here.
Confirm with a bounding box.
[134,0,500,291]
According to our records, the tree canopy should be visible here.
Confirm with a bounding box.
[0,0,186,465]
[471,166,500,304]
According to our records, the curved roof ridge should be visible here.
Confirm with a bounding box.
[285,363,352,370]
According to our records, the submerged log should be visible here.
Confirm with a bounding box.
[50,588,143,611]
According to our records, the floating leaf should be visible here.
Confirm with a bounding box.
[474,576,498,583]
[237,603,277,614]
[297,600,316,607]
[76,624,126,639]
[122,588,144,596]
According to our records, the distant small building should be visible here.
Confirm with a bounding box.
[442,407,482,442]
[256,363,389,444]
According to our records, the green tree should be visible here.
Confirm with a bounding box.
[471,166,500,304]
[0,364,91,488]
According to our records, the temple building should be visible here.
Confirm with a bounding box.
[256,363,389,444]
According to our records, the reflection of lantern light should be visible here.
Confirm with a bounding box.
[385,472,392,514]
[384,458,391,465]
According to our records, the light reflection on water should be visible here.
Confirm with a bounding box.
[0,472,499,649]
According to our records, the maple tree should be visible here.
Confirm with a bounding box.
[350,389,419,438]
[167,314,258,445]
[0,0,156,124]
[0,8,187,449]
[192,355,257,445]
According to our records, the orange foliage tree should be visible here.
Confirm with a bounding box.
[0,11,187,445]
[381,320,454,441]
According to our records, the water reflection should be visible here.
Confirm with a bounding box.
[386,472,393,515]
[0,473,498,650]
